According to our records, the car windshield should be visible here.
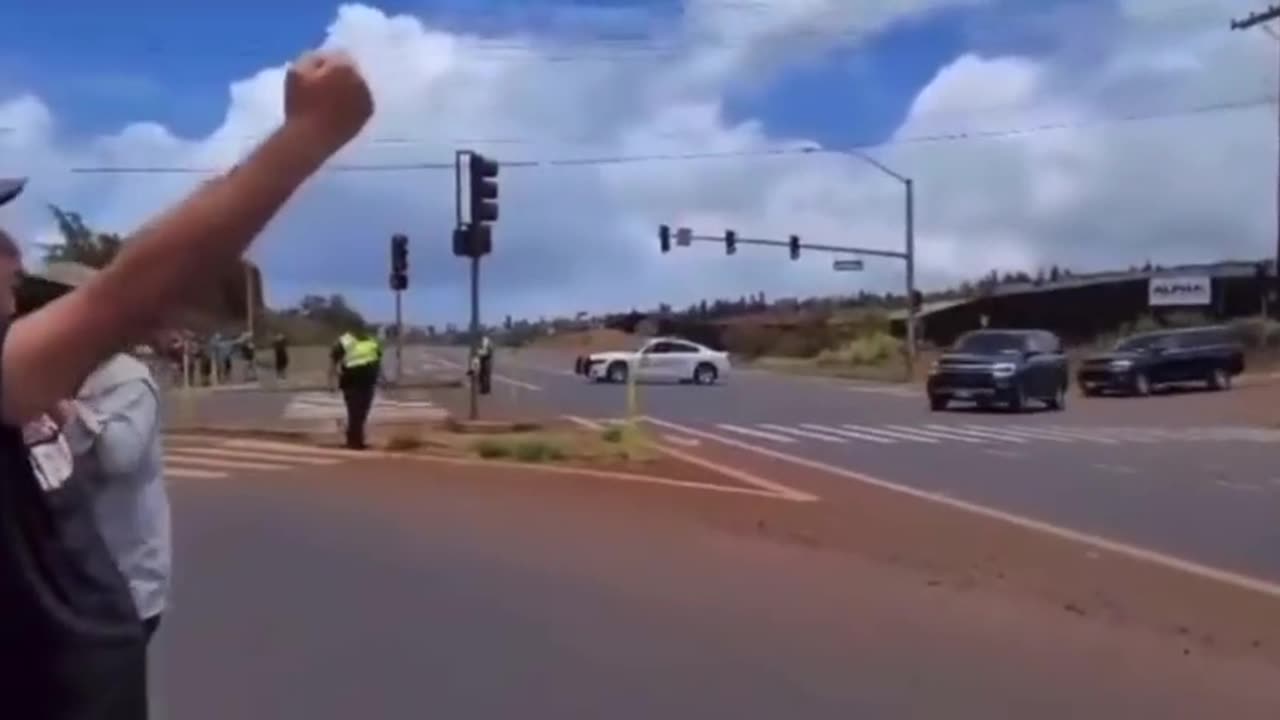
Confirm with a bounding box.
[1114,334,1167,352]
[952,332,1026,355]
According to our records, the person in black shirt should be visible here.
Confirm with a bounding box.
[0,50,373,719]
[272,332,290,379]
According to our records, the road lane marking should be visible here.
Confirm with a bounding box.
[166,446,341,465]
[715,424,798,443]
[1007,425,1119,445]
[800,424,896,444]
[1215,480,1267,493]
[759,423,847,443]
[644,416,1280,602]
[885,425,986,444]
[423,353,542,390]
[924,424,1026,444]
[663,435,702,447]
[566,417,815,502]
[961,425,1075,443]
[1097,427,1162,444]
[1093,463,1139,476]
[163,453,291,471]
[844,425,939,443]
[166,466,229,479]
[217,439,374,459]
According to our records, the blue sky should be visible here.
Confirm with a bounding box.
[0,0,1083,148]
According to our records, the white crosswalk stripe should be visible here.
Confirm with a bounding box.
[692,422,1280,450]
[844,424,940,443]
[164,435,353,480]
[283,391,445,421]
[800,423,896,444]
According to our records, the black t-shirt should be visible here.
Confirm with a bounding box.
[0,322,148,718]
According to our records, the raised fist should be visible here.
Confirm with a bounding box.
[284,50,374,154]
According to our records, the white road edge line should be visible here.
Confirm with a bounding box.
[564,417,815,502]
[644,416,1280,602]
[423,353,543,390]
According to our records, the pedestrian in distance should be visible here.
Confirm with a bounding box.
[0,48,373,720]
[476,334,494,395]
[273,332,290,379]
[330,325,383,450]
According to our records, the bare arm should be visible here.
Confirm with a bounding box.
[0,51,372,426]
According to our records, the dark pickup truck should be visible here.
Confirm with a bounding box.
[1077,326,1244,396]
[926,329,1070,412]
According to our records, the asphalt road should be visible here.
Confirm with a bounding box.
[153,450,1280,719]
[419,345,1280,583]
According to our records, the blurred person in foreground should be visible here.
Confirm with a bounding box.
[17,262,171,651]
[0,49,373,720]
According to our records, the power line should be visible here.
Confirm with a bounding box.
[56,94,1276,175]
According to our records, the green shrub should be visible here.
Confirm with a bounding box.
[513,440,566,463]
[473,439,512,459]
[815,332,902,367]
[602,425,625,443]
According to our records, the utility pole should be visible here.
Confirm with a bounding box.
[1233,4,1280,318]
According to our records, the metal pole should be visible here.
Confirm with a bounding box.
[394,289,403,385]
[904,178,917,379]
[245,263,254,341]
[468,256,480,421]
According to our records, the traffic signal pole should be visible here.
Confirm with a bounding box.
[455,150,479,421]
[454,149,500,421]
[676,229,918,378]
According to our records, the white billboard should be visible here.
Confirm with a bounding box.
[1148,276,1211,307]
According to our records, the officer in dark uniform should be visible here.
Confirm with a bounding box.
[330,326,382,450]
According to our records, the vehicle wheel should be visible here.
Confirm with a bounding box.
[1006,384,1026,413]
[929,394,948,411]
[1132,372,1151,397]
[606,361,629,384]
[1047,384,1067,411]
[693,362,718,385]
[1208,367,1231,391]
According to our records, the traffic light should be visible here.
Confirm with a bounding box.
[725,229,736,255]
[469,153,499,224]
[789,234,800,260]
[659,224,671,253]
[390,233,408,291]
[455,152,499,258]
[454,224,492,258]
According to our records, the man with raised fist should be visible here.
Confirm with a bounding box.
[0,50,373,719]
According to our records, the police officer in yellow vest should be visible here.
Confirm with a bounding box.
[330,326,383,450]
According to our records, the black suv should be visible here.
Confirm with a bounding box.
[927,329,1070,412]
[1077,326,1244,396]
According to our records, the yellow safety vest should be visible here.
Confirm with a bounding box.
[341,335,380,369]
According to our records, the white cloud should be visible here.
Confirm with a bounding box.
[0,1,1274,325]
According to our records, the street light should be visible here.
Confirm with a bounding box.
[839,149,917,374]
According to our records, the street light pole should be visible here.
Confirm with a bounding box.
[841,150,917,377]
[904,178,916,377]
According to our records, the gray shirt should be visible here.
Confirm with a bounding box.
[64,354,171,620]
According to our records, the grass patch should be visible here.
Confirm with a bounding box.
[473,438,514,459]
[456,425,655,465]
[385,433,425,452]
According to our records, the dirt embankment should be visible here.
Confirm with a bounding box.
[528,328,645,356]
